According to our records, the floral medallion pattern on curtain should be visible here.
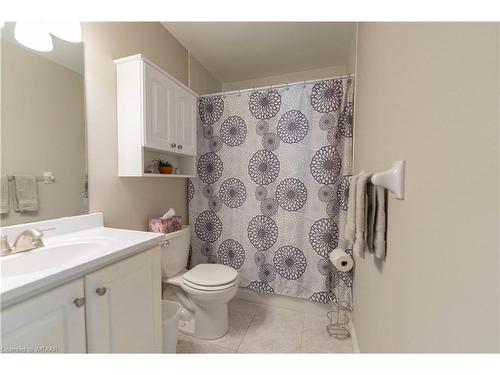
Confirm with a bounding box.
[189,78,354,303]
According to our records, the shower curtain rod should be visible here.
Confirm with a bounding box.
[200,73,355,97]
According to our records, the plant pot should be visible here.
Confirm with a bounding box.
[158,167,173,174]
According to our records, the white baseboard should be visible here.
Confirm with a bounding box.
[236,287,332,315]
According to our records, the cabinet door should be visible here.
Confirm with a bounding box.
[1,279,86,353]
[85,248,162,353]
[144,63,176,152]
[174,85,197,156]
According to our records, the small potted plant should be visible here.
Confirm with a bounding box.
[153,159,174,174]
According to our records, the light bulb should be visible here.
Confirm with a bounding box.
[48,22,81,43]
[14,21,53,52]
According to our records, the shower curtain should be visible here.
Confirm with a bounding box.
[188,77,353,303]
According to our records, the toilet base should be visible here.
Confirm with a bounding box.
[163,283,234,340]
[177,312,195,336]
[177,302,229,339]
[188,301,229,340]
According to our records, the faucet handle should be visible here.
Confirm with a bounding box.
[37,227,56,234]
[30,227,56,242]
[1,235,12,256]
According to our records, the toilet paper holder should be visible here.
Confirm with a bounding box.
[326,283,352,340]
[326,251,353,340]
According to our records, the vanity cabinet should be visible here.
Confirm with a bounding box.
[85,247,162,353]
[1,247,162,353]
[115,54,198,177]
[1,279,87,353]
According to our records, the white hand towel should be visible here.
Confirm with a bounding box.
[1,175,9,214]
[344,173,360,243]
[374,186,387,259]
[13,175,39,212]
[353,172,372,258]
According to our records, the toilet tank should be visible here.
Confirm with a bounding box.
[160,225,191,278]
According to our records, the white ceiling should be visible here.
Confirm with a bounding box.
[162,22,355,83]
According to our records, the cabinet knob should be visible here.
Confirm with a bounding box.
[159,239,170,248]
[73,297,85,307]
[177,145,183,149]
[171,143,176,148]
[96,287,107,296]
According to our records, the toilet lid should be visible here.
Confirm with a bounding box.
[182,264,238,287]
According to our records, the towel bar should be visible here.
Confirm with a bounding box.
[6,172,55,184]
[370,160,405,200]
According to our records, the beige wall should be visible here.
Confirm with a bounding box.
[353,23,500,352]
[1,40,86,226]
[82,22,221,230]
[345,23,358,74]
[189,54,221,95]
[498,25,500,351]
[221,64,346,92]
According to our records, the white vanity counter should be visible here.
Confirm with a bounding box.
[0,213,165,308]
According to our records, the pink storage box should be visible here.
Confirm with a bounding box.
[149,216,182,234]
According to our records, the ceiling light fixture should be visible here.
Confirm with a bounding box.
[14,21,53,52]
[48,22,82,43]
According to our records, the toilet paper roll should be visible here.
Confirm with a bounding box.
[329,248,354,272]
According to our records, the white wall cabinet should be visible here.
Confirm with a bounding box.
[1,247,162,353]
[115,54,198,177]
[174,84,197,156]
[144,62,176,151]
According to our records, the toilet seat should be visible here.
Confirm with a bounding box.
[182,264,238,289]
[182,278,238,292]
[165,264,238,292]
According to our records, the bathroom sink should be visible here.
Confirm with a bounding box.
[0,213,166,307]
[1,241,107,278]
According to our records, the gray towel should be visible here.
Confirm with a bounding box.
[374,186,387,259]
[365,183,377,253]
[13,175,39,212]
[344,173,360,243]
[1,175,9,214]
[353,172,372,258]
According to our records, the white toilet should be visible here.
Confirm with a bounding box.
[160,225,238,340]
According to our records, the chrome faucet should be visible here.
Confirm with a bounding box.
[1,227,55,256]
[13,229,45,253]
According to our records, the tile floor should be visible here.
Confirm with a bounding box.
[176,298,353,353]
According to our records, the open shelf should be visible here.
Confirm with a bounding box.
[118,145,196,178]
[140,173,195,178]
[143,148,195,177]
